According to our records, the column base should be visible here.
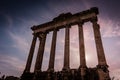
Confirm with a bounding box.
[21,68,111,80]
[33,71,48,80]
[46,70,55,80]
[97,69,111,80]
[97,65,110,80]
[79,65,87,80]
[33,70,42,80]
[79,65,87,69]
[62,69,71,80]
[97,64,109,75]
[20,72,34,80]
[47,68,54,72]
[62,67,70,71]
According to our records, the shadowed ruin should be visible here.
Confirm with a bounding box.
[20,7,111,80]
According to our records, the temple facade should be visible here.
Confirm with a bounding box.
[20,7,111,80]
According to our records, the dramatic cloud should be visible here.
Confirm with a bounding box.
[99,17,120,38]
[0,0,120,79]
[0,54,24,77]
[9,32,29,53]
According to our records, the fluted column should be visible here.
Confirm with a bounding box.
[63,25,70,70]
[48,29,58,72]
[78,22,86,68]
[34,33,47,72]
[91,17,107,66]
[78,22,87,80]
[24,34,37,72]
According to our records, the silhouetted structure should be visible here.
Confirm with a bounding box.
[5,76,19,80]
[0,75,19,80]
[20,7,111,80]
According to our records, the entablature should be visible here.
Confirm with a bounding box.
[31,7,98,34]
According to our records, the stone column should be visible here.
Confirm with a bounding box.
[78,22,86,68]
[34,33,47,72]
[78,22,87,80]
[91,17,110,80]
[91,17,107,66]
[48,29,58,72]
[63,25,70,70]
[24,34,37,72]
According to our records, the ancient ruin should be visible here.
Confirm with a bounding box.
[20,7,111,80]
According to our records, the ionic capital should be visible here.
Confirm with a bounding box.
[53,27,59,31]
[32,33,39,37]
[90,16,98,23]
[38,32,47,39]
[77,19,84,26]
[78,22,84,27]
[65,24,71,28]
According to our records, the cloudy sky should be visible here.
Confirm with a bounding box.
[0,0,120,79]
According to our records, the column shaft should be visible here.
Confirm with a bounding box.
[24,35,37,72]
[78,23,86,68]
[34,33,47,72]
[92,19,107,66]
[48,29,57,71]
[63,25,70,70]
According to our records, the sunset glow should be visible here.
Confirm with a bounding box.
[0,0,120,79]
